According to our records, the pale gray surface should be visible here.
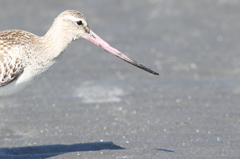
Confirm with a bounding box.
[0,0,240,159]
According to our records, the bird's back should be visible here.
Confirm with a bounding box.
[0,30,38,95]
[0,30,37,50]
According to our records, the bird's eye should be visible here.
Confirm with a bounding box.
[77,20,83,25]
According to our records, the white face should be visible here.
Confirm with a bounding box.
[58,11,90,41]
[56,10,158,75]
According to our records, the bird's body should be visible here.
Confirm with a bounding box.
[0,29,61,96]
[0,10,158,97]
[0,30,39,96]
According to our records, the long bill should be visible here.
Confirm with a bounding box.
[86,30,159,75]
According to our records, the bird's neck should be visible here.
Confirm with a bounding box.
[41,21,73,61]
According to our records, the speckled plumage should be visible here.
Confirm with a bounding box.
[0,10,89,96]
[0,10,158,97]
[0,30,36,86]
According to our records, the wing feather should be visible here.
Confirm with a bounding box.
[0,30,38,87]
[0,56,25,87]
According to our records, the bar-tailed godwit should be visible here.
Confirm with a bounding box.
[0,10,158,97]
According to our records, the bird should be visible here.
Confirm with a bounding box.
[0,10,158,97]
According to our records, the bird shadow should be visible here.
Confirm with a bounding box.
[156,148,174,152]
[0,142,125,159]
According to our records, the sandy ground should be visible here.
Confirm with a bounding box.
[1,0,240,158]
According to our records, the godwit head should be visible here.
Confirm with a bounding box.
[0,10,158,96]
[49,10,90,40]
[46,10,159,75]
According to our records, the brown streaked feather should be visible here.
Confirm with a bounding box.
[0,30,31,87]
[0,56,25,87]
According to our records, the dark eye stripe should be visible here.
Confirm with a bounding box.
[77,20,83,25]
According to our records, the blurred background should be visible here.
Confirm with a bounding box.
[1,0,240,158]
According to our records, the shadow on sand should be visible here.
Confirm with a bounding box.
[156,148,174,152]
[0,142,125,159]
